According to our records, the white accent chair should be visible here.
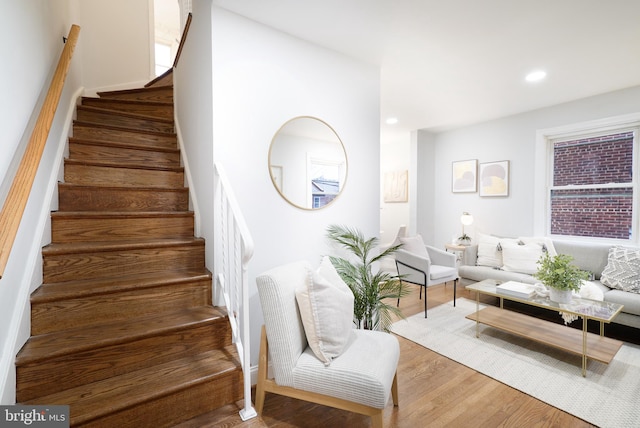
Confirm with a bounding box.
[395,235,459,317]
[255,261,399,428]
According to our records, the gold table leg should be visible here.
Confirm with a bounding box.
[475,291,480,338]
[582,317,587,377]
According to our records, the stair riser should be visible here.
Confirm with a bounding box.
[64,163,184,188]
[81,98,173,120]
[98,87,173,102]
[58,185,189,212]
[16,319,232,402]
[76,108,174,134]
[51,215,194,243]
[69,141,180,167]
[43,244,205,283]
[31,280,212,335]
[78,370,243,428]
[73,124,177,150]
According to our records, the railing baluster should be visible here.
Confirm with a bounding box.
[213,163,256,421]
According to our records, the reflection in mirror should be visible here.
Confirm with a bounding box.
[269,117,347,210]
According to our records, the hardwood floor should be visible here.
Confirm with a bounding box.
[183,282,613,427]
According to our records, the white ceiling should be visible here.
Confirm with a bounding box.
[211,0,640,141]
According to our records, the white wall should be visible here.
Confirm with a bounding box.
[206,6,380,366]
[78,0,153,92]
[0,0,82,403]
[380,138,411,245]
[428,85,640,249]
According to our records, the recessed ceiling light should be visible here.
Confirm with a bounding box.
[385,117,398,125]
[525,70,547,82]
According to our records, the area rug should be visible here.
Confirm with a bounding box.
[391,298,639,428]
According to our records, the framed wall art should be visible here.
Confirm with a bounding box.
[451,159,477,193]
[383,170,408,202]
[479,160,509,197]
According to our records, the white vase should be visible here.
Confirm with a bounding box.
[549,287,572,304]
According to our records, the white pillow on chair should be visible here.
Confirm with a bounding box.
[399,235,430,260]
[295,256,354,365]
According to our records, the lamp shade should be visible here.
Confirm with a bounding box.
[460,212,474,226]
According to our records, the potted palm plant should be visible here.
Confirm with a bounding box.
[534,253,589,303]
[326,224,408,331]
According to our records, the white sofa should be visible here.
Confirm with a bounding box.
[459,239,640,329]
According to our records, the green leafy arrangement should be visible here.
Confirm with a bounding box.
[534,253,589,292]
[326,224,408,331]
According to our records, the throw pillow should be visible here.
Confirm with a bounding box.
[295,256,355,365]
[518,236,558,257]
[476,233,502,268]
[501,241,545,275]
[601,246,640,294]
[399,235,430,260]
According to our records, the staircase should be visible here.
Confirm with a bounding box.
[15,72,244,427]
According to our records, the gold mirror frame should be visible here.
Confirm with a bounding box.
[268,116,348,210]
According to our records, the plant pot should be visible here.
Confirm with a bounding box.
[549,287,572,304]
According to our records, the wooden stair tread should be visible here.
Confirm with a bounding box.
[64,158,184,173]
[51,210,193,219]
[145,69,173,88]
[32,269,212,303]
[42,237,204,255]
[69,137,179,153]
[24,346,240,426]
[58,182,187,191]
[73,120,176,137]
[98,85,173,97]
[17,306,226,365]
[77,104,174,124]
[82,97,174,107]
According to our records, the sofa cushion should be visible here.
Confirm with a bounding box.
[295,256,354,365]
[519,236,558,257]
[476,233,502,268]
[293,329,399,409]
[458,265,537,284]
[554,240,612,280]
[601,246,640,294]
[604,289,640,316]
[501,241,545,275]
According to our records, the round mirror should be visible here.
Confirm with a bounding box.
[269,116,348,210]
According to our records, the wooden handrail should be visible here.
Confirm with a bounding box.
[0,24,80,279]
[172,12,192,68]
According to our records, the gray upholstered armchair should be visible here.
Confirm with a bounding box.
[395,235,459,317]
[255,260,399,427]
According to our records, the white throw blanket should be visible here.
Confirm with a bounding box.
[532,280,604,324]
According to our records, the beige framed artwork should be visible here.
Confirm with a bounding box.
[479,160,509,196]
[384,170,408,202]
[452,159,477,193]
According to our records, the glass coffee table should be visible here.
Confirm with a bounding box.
[465,279,624,377]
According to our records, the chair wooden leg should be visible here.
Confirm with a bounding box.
[371,411,383,428]
[391,372,399,406]
[255,326,269,415]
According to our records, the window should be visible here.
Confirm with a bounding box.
[155,43,172,76]
[535,114,640,242]
[550,132,634,239]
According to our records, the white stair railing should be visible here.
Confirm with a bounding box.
[213,162,256,421]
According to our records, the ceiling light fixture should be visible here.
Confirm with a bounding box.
[525,70,547,82]
[385,117,398,125]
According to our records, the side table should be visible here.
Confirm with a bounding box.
[445,243,467,265]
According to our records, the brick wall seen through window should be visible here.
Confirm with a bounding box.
[550,132,634,239]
